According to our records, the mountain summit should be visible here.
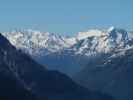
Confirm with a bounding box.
[0,33,114,100]
[2,29,75,56]
[2,27,133,76]
[1,26,133,100]
[2,27,132,55]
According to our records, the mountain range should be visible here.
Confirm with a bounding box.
[0,33,114,100]
[1,27,133,100]
[2,27,133,76]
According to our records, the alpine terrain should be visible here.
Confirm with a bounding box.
[0,33,114,100]
[1,27,133,100]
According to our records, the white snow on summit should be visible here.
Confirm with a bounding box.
[2,29,75,56]
[1,27,133,76]
[72,27,133,56]
[107,26,115,32]
[2,27,133,57]
[77,29,105,40]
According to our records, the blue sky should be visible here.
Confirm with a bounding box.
[0,0,132,35]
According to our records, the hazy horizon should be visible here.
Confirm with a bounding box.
[0,0,133,35]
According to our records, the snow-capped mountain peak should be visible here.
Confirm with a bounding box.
[2,29,77,56]
[1,27,133,76]
[77,29,105,40]
[107,27,128,40]
[106,27,129,49]
[72,27,133,56]
[2,27,133,58]
[107,26,115,32]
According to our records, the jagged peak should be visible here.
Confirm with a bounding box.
[107,26,128,34]
[107,26,115,32]
[107,27,129,41]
